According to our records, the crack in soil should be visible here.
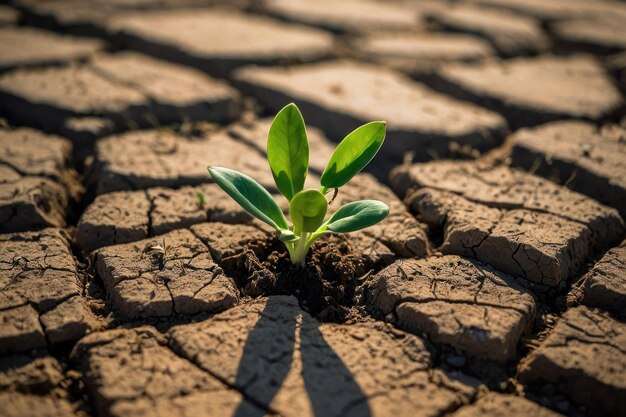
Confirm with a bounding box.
[164,335,282,416]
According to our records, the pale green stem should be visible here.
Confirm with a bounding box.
[289,231,309,266]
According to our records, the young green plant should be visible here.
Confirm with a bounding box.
[208,103,389,266]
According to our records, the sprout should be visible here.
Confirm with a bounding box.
[208,103,388,265]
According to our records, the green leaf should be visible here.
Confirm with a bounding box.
[320,121,386,191]
[267,103,309,201]
[289,189,328,233]
[277,229,298,242]
[208,166,288,230]
[326,200,389,233]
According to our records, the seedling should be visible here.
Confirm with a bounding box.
[196,191,206,207]
[208,103,389,266]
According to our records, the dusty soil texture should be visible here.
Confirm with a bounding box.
[76,183,256,253]
[91,125,281,194]
[468,0,626,22]
[571,240,626,318]
[427,55,623,128]
[0,392,76,417]
[1,0,625,416]
[0,352,63,394]
[552,16,626,54]
[449,392,563,417]
[94,228,238,319]
[0,229,102,353]
[261,0,422,34]
[352,32,495,78]
[0,50,240,158]
[166,296,477,417]
[0,5,19,26]
[518,306,626,416]
[368,255,536,363]
[0,26,103,72]
[71,326,265,417]
[107,8,334,76]
[426,4,549,56]
[234,60,508,163]
[0,127,81,232]
[509,121,626,219]
[390,160,624,289]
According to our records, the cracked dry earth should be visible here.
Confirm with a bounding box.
[0,1,625,417]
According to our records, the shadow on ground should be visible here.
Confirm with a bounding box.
[232,297,372,417]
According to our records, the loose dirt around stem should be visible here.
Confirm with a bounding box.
[224,234,373,322]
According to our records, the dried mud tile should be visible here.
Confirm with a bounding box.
[168,296,478,417]
[391,161,625,286]
[0,291,27,310]
[510,121,626,218]
[263,0,421,34]
[0,177,68,232]
[400,161,624,234]
[0,63,147,119]
[0,229,100,349]
[430,55,622,127]
[0,305,46,354]
[71,326,265,417]
[76,183,262,253]
[391,160,621,230]
[0,26,103,72]
[0,229,79,309]
[107,9,333,76]
[189,222,269,262]
[405,188,593,287]
[89,51,241,123]
[473,209,592,286]
[76,190,150,254]
[0,353,63,394]
[0,127,75,232]
[0,5,19,26]
[93,128,275,195]
[518,306,626,416]
[369,256,536,362]
[94,229,238,319]
[0,127,72,182]
[353,32,494,76]
[0,165,21,183]
[40,295,101,344]
[0,392,76,417]
[468,0,626,22]
[12,0,238,35]
[427,5,548,56]
[0,53,240,144]
[580,240,626,316]
[234,60,508,162]
[148,184,255,235]
[450,392,563,417]
[337,174,429,258]
[552,15,626,53]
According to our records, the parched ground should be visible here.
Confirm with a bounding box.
[0,0,625,416]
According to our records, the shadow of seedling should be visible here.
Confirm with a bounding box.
[232,297,372,417]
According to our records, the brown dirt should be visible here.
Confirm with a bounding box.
[224,234,372,322]
[1,1,626,416]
